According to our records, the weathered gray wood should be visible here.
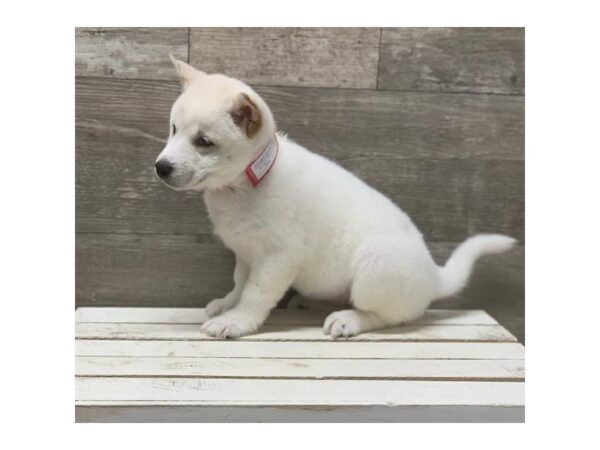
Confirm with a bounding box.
[76,404,524,423]
[75,78,524,240]
[75,27,188,79]
[189,28,380,89]
[76,126,524,240]
[76,233,234,307]
[378,28,525,94]
[76,77,523,161]
[259,84,524,161]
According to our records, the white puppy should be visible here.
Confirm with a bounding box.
[155,57,516,339]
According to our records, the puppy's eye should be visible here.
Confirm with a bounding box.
[171,124,176,135]
[194,135,214,147]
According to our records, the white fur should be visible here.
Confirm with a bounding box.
[156,58,516,339]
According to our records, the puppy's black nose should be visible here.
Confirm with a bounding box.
[155,160,173,178]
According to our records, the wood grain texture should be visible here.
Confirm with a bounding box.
[76,322,516,342]
[75,307,498,325]
[76,356,524,380]
[189,28,380,89]
[76,233,234,307]
[76,378,523,405]
[259,84,524,161]
[76,404,524,423]
[76,126,524,240]
[76,340,525,360]
[378,28,525,94]
[76,77,524,161]
[75,78,524,240]
[75,28,188,79]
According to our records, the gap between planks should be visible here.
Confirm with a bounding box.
[76,375,523,382]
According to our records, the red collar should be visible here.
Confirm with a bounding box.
[244,135,279,186]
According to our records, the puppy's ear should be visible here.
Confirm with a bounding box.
[229,92,262,138]
[169,54,205,88]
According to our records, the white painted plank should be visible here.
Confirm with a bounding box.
[76,378,524,406]
[76,356,524,381]
[76,404,524,423]
[75,308,314,325]
[76,323,516,342]
[76,340,524,360]
[75,307,498,325]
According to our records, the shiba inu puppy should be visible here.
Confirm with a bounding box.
[155,56,516,339]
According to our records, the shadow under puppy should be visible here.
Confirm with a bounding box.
[155,56,516,339]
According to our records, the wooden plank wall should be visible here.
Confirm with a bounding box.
[75,28,525,341]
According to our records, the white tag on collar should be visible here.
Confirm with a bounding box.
[245,135,278,186]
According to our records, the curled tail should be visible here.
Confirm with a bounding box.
[437,234,517,298]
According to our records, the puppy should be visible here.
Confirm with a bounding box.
[155,56,516,339]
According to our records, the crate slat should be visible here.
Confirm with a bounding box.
[75,307,498,325]
[77,377,524,406]
[76,340,524,360]
[76,404,524,423]
[76,322,516,342]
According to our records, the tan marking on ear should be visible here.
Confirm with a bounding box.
[230,92,262,139]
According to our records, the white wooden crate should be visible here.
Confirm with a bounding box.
[75,308,524,422]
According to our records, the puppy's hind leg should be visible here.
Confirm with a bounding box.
[323,236,439,338]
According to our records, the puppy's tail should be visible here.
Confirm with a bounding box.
[437,234,517,298]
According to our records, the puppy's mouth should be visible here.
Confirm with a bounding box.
[190,173,210,189]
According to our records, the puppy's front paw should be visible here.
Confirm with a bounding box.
[205,296,237,318]
[201,312,259,339]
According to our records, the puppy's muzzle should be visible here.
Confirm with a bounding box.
[155,159,174,179]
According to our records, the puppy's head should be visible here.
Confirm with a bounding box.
[155,56,275,190]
